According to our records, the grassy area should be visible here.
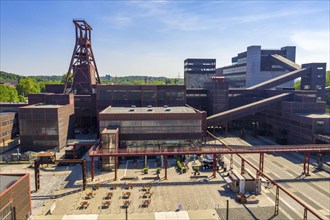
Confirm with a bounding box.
[326,107,330,113]
[0,161,31,165]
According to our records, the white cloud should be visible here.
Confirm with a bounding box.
[291,30,329,52]
[290,30,329,67]
[231,8,327,23]
[102,15,132,28]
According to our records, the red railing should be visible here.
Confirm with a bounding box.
[89,144,330,157]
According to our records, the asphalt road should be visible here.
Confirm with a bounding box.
[217,132,330,220]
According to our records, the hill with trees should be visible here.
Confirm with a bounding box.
[0,71,183,102]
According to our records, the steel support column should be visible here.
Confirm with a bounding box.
[82,160,87,190]
[274,186,279,216]
[164,155,168,180]
[241,158,245,174]
[230,154,233,170]
[303,152,310,176]
[91,156,95,181]
[303,208,307,220]
[317,153,323,169]
[114,156,118,181]
[212,154,217,178]
[306,152,310,176]
[257,153,264,178]
[34,160,40,192]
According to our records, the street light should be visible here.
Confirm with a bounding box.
[17,148,20,163]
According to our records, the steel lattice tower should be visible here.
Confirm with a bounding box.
[64,20,101,94]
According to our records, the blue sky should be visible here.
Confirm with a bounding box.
[1,1,329,77]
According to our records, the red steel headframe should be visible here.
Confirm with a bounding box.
[64,19,101,94]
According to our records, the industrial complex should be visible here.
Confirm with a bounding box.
[0,19,329,220]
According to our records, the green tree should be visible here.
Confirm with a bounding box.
[294,79,301,90]
[326,71,330,87]
[0,84,20,102]
[16,77,40,96]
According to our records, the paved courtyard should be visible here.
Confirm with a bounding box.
[1,132,328,219]
[28,155,289,220]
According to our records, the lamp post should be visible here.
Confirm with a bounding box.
[17,148,20,163]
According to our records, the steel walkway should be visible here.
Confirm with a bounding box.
[89,144,330,156]
[206,93,291,126]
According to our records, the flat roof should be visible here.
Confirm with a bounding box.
[0,174,23,194]
[101,128,118,134]
[100,106,196,114]
[0,112,16,117]
[21,104,62,109]
[298,114,330,119]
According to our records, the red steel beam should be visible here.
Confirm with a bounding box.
[89,144,330,157]
[114,156,118,181]
[91,156,95,181]
[241,158,245,174]
[164,155,168,180]
[212,154,217,178]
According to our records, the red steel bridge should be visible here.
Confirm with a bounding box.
[89,143,330,181]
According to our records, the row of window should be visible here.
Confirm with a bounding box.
[185,68,216,72]
[100,120,201,128]
[184,62,215,66]
[186,94,207,97]
[223,66,247,75]
[98,90,185,101]
[20,125,58,135]
[1,119,15,126]
[1,131,9,137]
[124,139,195,147]
[120,126,201,134]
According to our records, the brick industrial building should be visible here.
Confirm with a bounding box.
[0,173,32,220]
[0,20,329,153]
[0,112,18,143]
[18,94,74,152]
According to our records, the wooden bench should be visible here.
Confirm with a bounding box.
[105,192,113,199]
[190,175,208,179]
[85,192,94,199]
[109,183,118,190]
[101,201,111,209]
[142,191,153,198]
[122,191,131,198]
[93,184,100,190]
[142,199,151,207]
[121,176,139,180]
[142,176,157,180]
[80,201,89,209]
[122,200,131,208]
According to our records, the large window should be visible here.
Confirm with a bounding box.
[100,119,202,134]
[0,203,13,220]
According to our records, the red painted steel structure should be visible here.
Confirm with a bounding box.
[207,132,326,219]
[89,143,330,181]
[240,156,324,220]
[303,152,311,176]
[90,144,330,157]
[64,20,101,94]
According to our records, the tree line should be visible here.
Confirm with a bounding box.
[1,70,328,106]
[0,71,183,102]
